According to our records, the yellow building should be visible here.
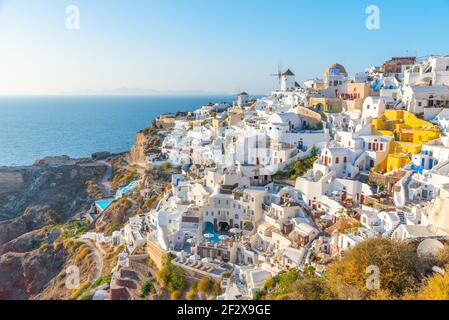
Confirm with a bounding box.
[309,97,343,114]
[372,110,440,172]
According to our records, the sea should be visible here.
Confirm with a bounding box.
[0,95,235,167]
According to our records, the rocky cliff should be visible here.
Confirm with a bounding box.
[0,156,107,299]
[128,124,162,168]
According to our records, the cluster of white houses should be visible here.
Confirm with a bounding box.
[90,55,449,300]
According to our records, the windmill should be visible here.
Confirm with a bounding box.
[270,64,283,87]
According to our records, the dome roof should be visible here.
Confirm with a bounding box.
[417,239,444,258]
[325,63,347,76]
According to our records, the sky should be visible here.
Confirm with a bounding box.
[1,0,449,95]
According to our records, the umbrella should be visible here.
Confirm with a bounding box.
[189,254,200,261]
[229,228,241,234]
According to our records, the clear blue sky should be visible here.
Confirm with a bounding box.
[1,0,449,95]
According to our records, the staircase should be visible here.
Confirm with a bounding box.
[384,213,406,239]
[397,212,407,224]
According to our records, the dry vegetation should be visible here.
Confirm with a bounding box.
[258,238,449,300]
[86,179,104,200]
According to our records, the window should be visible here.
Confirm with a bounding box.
[368,142,372,150]
[344,157,347,163]
[336,157,339,164]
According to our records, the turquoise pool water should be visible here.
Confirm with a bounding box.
[95,199,113,212]
[116,180,138,198]
[203,222,222,244]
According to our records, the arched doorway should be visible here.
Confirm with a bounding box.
[218,221,229,232]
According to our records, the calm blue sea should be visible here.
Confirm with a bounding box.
[0,95,234,167]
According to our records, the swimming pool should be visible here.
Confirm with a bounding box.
[95,199,113,212]
[203,222,223,244]
[116,180,138,198]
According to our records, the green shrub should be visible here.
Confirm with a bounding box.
[140,279,155,298]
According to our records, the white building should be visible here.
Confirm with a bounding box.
[404,56,449,87]
[402,85,449,119]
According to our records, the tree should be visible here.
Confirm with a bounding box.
[287,276,332,300]
[277,269,301,294]
[327,238,421,299]
[263,277,276,291]
[417,267,449,300]
[212,281,222,297]
[156,255,186,294]
[186,285,198,300]
[140,280,154,298]
[170,290,182,300]
[168,266,186,293]
[197,278,213,295]
[253,290,262,300]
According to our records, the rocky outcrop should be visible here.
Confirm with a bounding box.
[0,246,67,300]
[128,124,162,168]
[0,160,106,241]
[0,158,108,299]
[129,132,149,168]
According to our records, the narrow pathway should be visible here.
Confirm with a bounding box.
[97,160,113,197]
[77,239,104,285]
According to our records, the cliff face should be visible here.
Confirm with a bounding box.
[128,125,162,168]
[0,157,107,299]
[0,160,106,224]
[0,246,67,300]
[129,132,149,168]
